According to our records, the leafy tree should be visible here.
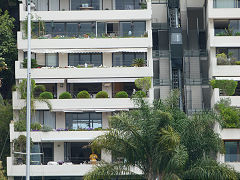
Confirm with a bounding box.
[84,91,238,180]
[0,94,13,175]
[0,9,17,99]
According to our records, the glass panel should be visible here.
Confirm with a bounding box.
[41,143,54,165]
[65,113,73,129]
[78,113,90,129]
[79,22,95,37]
[97,22,105,37]
[113,53,123,66]
[116,0,135,10]
[71,0,81,10]
[123,53,135,66]
[133,21,145,37]
[32,111,44,125]
[91,0,100,10]
[225,141,238,162]
[69,54,79,66]
[214,0,235,8]
[91,54,102,66]
[80,54,91,64]
[90,113,102,129]
[120,22,132,37]
[46,53,58,67]
[44,111,56,129]
[49,0,60,11]
[66,23,79,37]
[45,22,53,35]
[37,0,48,11]
[31,144,41,165]
[53,23,65,37]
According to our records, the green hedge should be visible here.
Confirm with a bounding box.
[59,92,72,99]
[39,91,53,99]
[210,80,238,96]
[77,90,90,98]
[132,91,146,98]
[115,91,128,98]
[96,91,108,98]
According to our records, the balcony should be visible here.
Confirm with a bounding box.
[15,61,153,80]
[17,31,152,50]
[7,157,95,176]
[208,0,240,19]
[211,88,240,107]
[19,2,152,22]
[12,91,138,111]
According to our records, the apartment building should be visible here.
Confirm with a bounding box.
[8,0,153,179]
[10,0,240,179]
[207,0,240,172]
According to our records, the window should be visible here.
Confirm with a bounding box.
[225,141,240,162]
[71,0,100,10]
[216,47,240,61]
[115,0,141,10]
[68,53,102,67]
[66,23,79,37]
[65,112,102,129]
[79,22,96,36]
[120,21,146,37]
[46,53,58,67]
[24,52,36,60]
[214,0,237,8]
[32,0,60,11]
[31,143,54,165]
[52,23,65,36]
[112,52,146,67]
[32,111,56,129]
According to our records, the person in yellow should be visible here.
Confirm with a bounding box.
[89,153,98,164]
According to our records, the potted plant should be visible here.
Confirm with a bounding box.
[132,58,145,67]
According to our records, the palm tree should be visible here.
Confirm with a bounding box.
[84,91,239,180]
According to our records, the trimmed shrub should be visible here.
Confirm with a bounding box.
[39,91,53,99]
[77,90,90,98]
[34,85,46,95]
[96,91,108,98]
[14,120,26,132]
[132,91,147,98]
[23,59,39,68]
[59,92,72,99]
[41,125,53,132]
[115,91,128,98]
[31,122,42,131]
[210,80,238,96]
[235,61,240,65]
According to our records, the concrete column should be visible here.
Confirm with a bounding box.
[54,142,64,162]
[102,112,111,129]
[59,53,68,67]
[103,53,112,67]
[102,83,112,98]
[56,112,65,129]
[101,149,112,163]
[57,82,67,98]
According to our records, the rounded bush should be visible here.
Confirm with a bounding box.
[115,91,128,98]
[133,91,146,98]
[39,91,53,99]
[77,90,90,98]
[59,92,72,99]
[96,91,108,98]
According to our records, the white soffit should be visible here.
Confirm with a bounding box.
[215,77,240,81]
[23,48,148,53]
[67,78,137,83]
[34,79,65,83]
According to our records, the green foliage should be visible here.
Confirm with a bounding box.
[0,100,13,172]
[0,10,18,99]
[14,120,26,132]
[13,135,33,153]
[235,32,240,36]
[22,59,39,68]
[41,125,52,132]
[132,58,145,67]
[34,85,46,96]
[114,91,128,98]
[39,91,53,99]
[135,77,152,93]
[210,79,238,96]
[96,91,108,98]
[215,99,240,128]
[235,61,240,65]
[132,90,146,98]
[31,122,41,131]
[59,92,72,99]
[17,79,36,99]
[85,91,237,180]
[77,90,90,98]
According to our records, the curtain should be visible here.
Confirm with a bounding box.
[49,0,60,11]
[37,0,48,11]
[44,111,56,129]
[46,53,58,67]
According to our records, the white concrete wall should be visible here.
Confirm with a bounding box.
[56,112,65,129]
[152,4,167,23]
[59,53,68,67]
[102,112,111,129]
[57,82,66,98]
[54,142,64,162]
[103,53,112,67]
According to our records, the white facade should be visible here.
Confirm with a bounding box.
[207,0,240,171]
[8,0,153,179]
